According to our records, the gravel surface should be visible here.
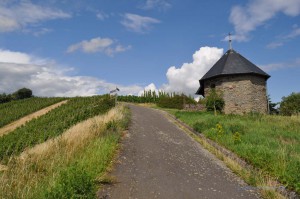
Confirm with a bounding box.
[98,104,260,199]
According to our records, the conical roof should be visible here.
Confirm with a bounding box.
[201,49,270,80]
[196,49,270,96]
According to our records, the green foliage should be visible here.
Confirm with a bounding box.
[0,93,12,103]
[157,94,196,109]
[0,97,66,128]
[175,111,300,193]
[268,95,279,115]
[0,96,115,163]
[106,120,118,132]
[13,88,33,100]
[280,92,300,116]
[205,89,225,113]
[118,91,196,107]
[233,132,241,144]
[45,164,95,199]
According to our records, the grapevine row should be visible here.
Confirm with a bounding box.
[0,97,66,128]
[0,95,114,163]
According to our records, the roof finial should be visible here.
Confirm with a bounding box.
[228,32,232,50]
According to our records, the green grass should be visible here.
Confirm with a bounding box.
[174,111,300,194]
[44,132,121,199]
[0,104,130,199]
[0,97,66,128]
[0,96,114,163]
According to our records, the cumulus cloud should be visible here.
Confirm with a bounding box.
[229,0,300,41]
[138,83,158,96]
[0,49,142,97]
[141,0,171,10]
[0,1,70,32]
[121,13,160,33]
[67,37,131,56]
[162,47,223,95]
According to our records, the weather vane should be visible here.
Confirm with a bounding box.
[228,32,232,50]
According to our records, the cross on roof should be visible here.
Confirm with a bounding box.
[228,33,232,50]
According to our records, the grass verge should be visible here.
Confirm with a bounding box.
[161,109,299,198]
[0,104,130,199]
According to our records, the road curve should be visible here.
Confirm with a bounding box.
[98,104,259,199]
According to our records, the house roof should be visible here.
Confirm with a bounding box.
[201,49,270,80]
[196,49,270,96]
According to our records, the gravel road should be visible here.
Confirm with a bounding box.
[98,104,259,199]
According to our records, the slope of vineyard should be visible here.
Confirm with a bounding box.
[0,97,66,128]
[0,95,115,163]
[0,100,68,137]
[0,104,129,199]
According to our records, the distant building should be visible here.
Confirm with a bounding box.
[196,48,270,114]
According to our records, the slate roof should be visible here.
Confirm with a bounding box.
[196,49,270,96]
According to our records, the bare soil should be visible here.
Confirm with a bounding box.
[0,100,68,137]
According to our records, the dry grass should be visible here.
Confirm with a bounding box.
[0,105,125,199]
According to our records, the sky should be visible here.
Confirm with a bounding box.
[0,0,300,103]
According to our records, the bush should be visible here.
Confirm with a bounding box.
[0,93,12,103]
[205,89,225,113]
[280,92,300,116]
[157,94,196,109]
[13,88,33,100]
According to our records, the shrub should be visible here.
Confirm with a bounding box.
[0,93,12,104]
[157,94,196,109]
[205,89,225,114]
[280,92,300,116]
[13,88,33,100]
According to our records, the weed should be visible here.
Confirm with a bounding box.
[175,110,300,194]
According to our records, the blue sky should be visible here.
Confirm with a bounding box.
[0,0,299,103]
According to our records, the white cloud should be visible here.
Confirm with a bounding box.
[229,0,300,41]
[285,27,300,39]
[121,13,161,33]
[162,47,224,95]
[67,37,131,56]
[141,0,171,10]
[266,25,300,49]
[96,12,109,21]
[0,49,142,97]
[0,1,70,32]
[266,42,284,49]
[138,83,158,96]
[0,49,31,64]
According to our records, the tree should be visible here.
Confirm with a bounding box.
[205,89,225,115]
[0,93,12,103]
[268,95,279,115]
[13,88,33,100]
[280,92,300,116]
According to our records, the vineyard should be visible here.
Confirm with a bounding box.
[118,90,196,109]
[0,96,115,163]
[0,97,66,128]
[0,96,128,199]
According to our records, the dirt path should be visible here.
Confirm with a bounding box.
[98,104,260,199]
[0,100,68,137]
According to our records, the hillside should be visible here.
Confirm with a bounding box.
[0,95,129,199]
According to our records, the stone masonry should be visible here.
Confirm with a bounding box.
[204,75,268,114]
